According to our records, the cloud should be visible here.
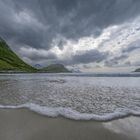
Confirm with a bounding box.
[1,0,140,49]
[71,49,108,65]
[122,40,140,53]
[48,49,109,66]
[104,54,128,67]
[19,47,57,61]
[0,0,140,71]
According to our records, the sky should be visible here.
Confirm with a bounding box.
[0,0,140,72]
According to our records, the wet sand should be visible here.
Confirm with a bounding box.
[0,109,139,140]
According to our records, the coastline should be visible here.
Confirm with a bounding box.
[0,71,71,74]
[0,108,139,140]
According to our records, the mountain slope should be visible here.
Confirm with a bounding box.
[0,37,36,72]
[40,64,70,73]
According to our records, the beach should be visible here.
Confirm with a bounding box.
[0,108,140,140]
[1,0,140,139]
[0,73,140,140]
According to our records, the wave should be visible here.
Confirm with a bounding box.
[0,103,140,121]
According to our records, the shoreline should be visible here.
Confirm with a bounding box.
[0,72,140,77]
[1,104,140,122]
[0,104,140,122]
[0,108,140,140]
[0,72,71,74]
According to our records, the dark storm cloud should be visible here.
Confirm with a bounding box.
[104,54,128,67]
[1,0,140,48]
[0,0,140,65]
[122,46,140,54]
[23,51,57,61]
[71,50,108,64]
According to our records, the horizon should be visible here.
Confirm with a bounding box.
[0,1,140,139]
[0,0,140,72]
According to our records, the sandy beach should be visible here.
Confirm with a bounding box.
[0,108,140,140]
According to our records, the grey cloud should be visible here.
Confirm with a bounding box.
[122,42,140,53]
[83,64,92,69]
[1,0,140,50]
[19,48,57,61]
[124,61,140,67]
[104,40,140,67]
[71,50,108,64]
[52,49,109,65]
[104,54,128,67]
[132,61,140,66]
[0,0,140,67]
[26,52,57,61]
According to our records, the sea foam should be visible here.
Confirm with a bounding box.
[0,103,140,121]
[0,74,140,121]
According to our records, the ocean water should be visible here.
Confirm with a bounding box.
[0,73,140,121]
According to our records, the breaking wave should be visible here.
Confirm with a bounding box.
[0,103,140,121]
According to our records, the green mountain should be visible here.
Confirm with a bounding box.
[0,37,70,73]
[0,37,36,72]
[135,68,140,72]
[40,64,70,73]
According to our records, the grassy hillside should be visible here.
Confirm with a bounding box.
[0,37,70,73]
[135,68,140,72]
[40,64,70,73]
[0,37,36,72]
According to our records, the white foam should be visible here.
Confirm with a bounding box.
[0,103,140,121]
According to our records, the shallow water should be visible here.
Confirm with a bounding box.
[0,73,140,120]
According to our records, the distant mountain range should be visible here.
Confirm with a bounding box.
[0,37,70,73]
